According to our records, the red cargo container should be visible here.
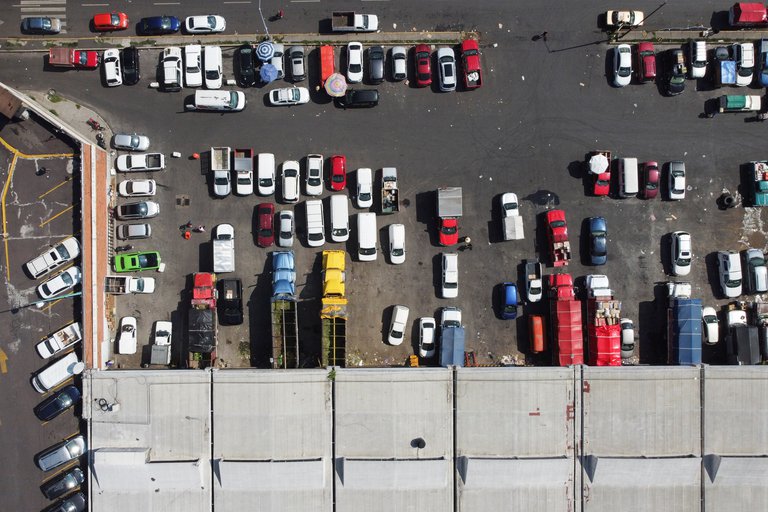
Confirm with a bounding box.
[587,298,622,366]
[548,274,584,366]
[729,3,768,26]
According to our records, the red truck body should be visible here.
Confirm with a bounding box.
[48,48,99,69]
[729,3,768,26]
[548,273,584,366]
[461,39,482,89]
[546,209,571,266]
[587,298,622,366]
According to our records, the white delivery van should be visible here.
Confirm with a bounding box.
[257,153,276,196]
[186,90,246,112]
[330,194,350,242]
[32,352,84,393]
[618,157,639,198]
[203,45,223,89]
[305,199,325,247]
[357,212,378,261]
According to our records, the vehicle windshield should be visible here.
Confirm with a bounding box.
[308,233,324,241]
[205,16,217,29]
[676,257,690,266]
[110,14,120,25]
[504,304,516,314]
[441,225,457,235]
[77,53,90,66]
[259,228,272,237]
[646,180,658,190]
[308,177,321,186]
[206,69,220,79]
[56,245,71,260]
[704,316,717,324]
[726,279,741,288]
[332,174,344,182]
[444,281,457,289]
[550,220,566,228]
[215,177,229,185]
[349,63,361,73]
[530,285,542,295]
[392,248,404,257]
[237,177,251,184]
[503,201,518,211]
[259,178,273,186]
[360,192,371,200]
[391,329,403,339]
[360,247,376,255]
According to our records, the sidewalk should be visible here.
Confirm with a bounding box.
[612,28,768,44]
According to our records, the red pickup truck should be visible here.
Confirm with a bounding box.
[460,39,482,89]
[48,48,99,69]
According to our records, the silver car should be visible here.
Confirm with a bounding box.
[36,435,86,471]
[278,210,294,247]
[271,43,285,80]
[437,47,457,92]
[289,46,305,82]
[112,133,150,151]
[391,46,407,81]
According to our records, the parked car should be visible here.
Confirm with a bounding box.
[418,317,436,358]
[112,133,149,151]
[35,435,86,471]
[46,491,86,512]
[121,46,140,85]
[116,223,151,240]
[606,10,644,26]
[620,318,635,358]
[437,47,457,91]
[184,15,226,34]
[356,168,373,208]
[115,201,159,220]
[665,49,686,96]
[281,161,300,203]
[702,306,720,345]
[160,46,183,92]
[306,154,324,196]
[102,48,122,87]
[642,161,660,199]
[37,267,81,299]
[460,39,483,89]
[153,320,173,346]
[689,40,707,79]
[218,278,243,325]
[116,153,165,172]
[34,385,81,422]
[594,170,611,196]
[338,89,379,108]
[118,179,156,197]
[391,46,407,80]
[670,231,692,276]
[22,16,61,34]
[93,12,129,31]
[388,305,410,345]
[441,252,459,298]
[24,237,80,280]
[183,44,202,87]
[257,203,275,247]
[718,250,743,298]
[415,44,432,87]
[500,282,519,320]
[235,166,253,196]
[613,44,632,87]
[745,248,768,293]
[271,43,285,80]
[213,168,231,197]
[113,251,161,272]
[668,161,686,200]
[257,153,276,196]
[330,155,347,191]
[760,39,768,87]
[389,223,406,265]
[347,42,364,83]
[734,42,755,87]
[116,316,137,354]
[289,46,306,82]
[636,42,656,82]
[368,45,385,84]
[236,44,255,87]
[277,210,294,247]
[269,87,310,106]
[41,467,85,500]
[588,216,607,265]
[138,15,180,35]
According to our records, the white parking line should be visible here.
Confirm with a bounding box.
[223,1,252,3]
[291,0,320,3]
[82,3,110,6]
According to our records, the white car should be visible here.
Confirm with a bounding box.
[116,153,166,172]
[388,223,406,265]
[153,321,173,346]
[281,161,300,203]
[271,43,285,80]
[257,153,276,196]
[235,169,253,196]
[25,236,80,280]
[734,42,755,87]
[36,436,86,472]
[161,46,183,91]
[388,305,410,345]
[37,267,81,300]
[620,318,635,359]
[668,161,686,200]
[185,15,226,34]
[184,45,203,87]
[112,133,150,151]
[718,250,743,298]
[391,46,407,81]
[118,179,156,197]
[103,48,122,87]
[269,87,310,106]
[129,277,155,294]
[670,231,692,276]
[117,316,138,355]
[278,210,294,247]
[501,192,519,216]
[606,10,644,26]
[613,44,632,87]
[745,248,768,293]
[702,307,720,345]
[442,252,459,298]
[306,154,324,196]
[437,47,457,92]
[419,317,436,358]
[213,170,231,197]
[356,168,373,208]
[347,42,364,83]
[441,307,462,330]
[203,45,223,89]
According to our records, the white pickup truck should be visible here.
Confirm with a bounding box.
[36,322,82,359]
[213,223,235,273]
[25,237,81,279]
[116,153,166,172]
[331,11,379,32]
[105,275,156,294]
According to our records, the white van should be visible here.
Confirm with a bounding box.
[305,199,325,247]
[357,212,378,261]
[203,46,223,89]
[257,153,276,195]
[32,352,84,394]
[618,157,639,198]
[688,40,707,79]
[330,194,350,242]
[185,90,246,112]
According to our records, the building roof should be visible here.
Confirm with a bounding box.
[703,456,768,510]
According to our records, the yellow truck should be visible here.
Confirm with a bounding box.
[321,250,347,367]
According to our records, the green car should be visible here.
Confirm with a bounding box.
[114,251,161,273]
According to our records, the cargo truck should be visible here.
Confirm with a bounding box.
[331,11,379,32]
[726,302,760,364]
[587,296,622,367]
[666,282,702,365]
[212,223,235,273]
[718,94,761,113]
[750,161,768,206]
[436,187,463,246]
[501,192,524,240]
[271,251,299,369]
[439,324,466,367]
[48,48,99,69]
[233,148,254,195]
[381,167,399,214]
[321,250,347,367]
[211,146,232,197]
[104,275,155,294]
[545,209,571,266]
[754,301,768,360]
[187,272,218,368]
[548,273,584,366]
[729,2,768,26]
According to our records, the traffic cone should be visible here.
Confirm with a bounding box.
[184,231,191,239]
[192,153,200,160]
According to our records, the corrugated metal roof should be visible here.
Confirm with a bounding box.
[703,366,768,456]
[456,367,576,458]
[703,456,768,510]
[582,366,701,456]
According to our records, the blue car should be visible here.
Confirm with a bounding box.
[138,16,180,35]
[760,44,768,87]
[501,282,518,320]
[589,216,607,265]
[21,16,61,34]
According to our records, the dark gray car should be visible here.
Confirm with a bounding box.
[41,467,85,500]
[289,46,306,82]
[44,490,85,512]
[368,46,384,84]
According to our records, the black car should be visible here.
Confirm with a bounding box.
[121,47,140,85]
[368,46,385,84]
[236,44,256,87]
[41,467,85,500]
[138,16,181,35]
[666,49,686,96]
[34,385,81,422]
[219,278,243,325]
[338,89,379,108]
[21,16,61,35]
[44,491,85,512]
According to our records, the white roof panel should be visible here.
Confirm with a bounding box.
[703,456,768,511]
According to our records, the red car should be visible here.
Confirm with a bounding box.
[593,171,611,196]
[460,39,482,89]
[93,12,129,31]
[415,44,432,87]
[636,42,656,82]
[257,203,275,247]
[438,218,459,246]
[642,161,660,199]
[329,155,347,191]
